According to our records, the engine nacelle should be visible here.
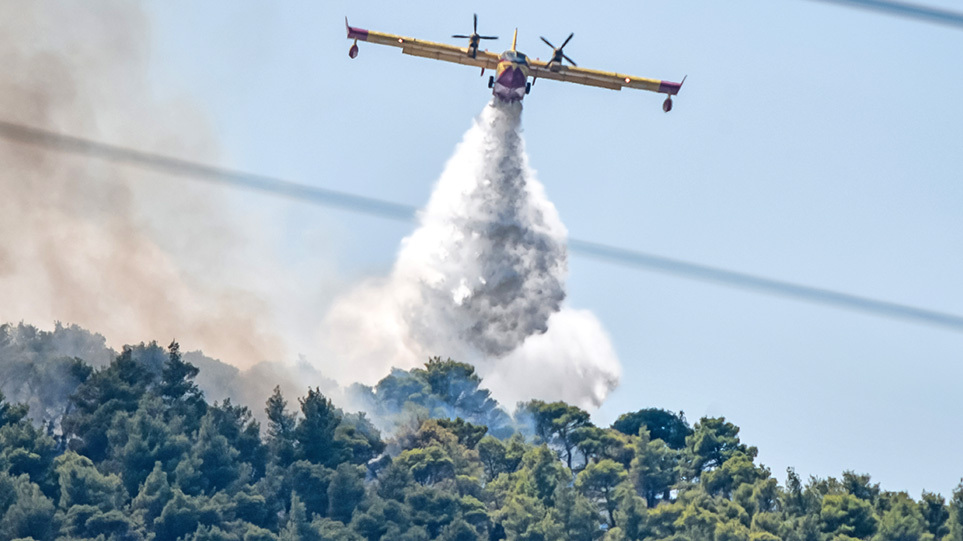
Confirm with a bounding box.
[662,96,673,113]
[349,43,359,59]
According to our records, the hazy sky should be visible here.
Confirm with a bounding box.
[118,1,963,496]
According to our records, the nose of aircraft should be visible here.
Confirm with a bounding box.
[493,66,528,102]
[497,65,527,88]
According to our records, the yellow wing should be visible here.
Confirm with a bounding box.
[347,21,500,71]
[528,60,683,95]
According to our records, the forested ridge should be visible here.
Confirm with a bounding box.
[0,323,960,541]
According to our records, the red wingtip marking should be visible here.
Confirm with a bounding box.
[345,17,369,41]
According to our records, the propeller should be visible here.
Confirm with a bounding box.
[540,32,577,67]
[452,14,498,46]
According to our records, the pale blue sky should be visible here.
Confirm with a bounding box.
[142,1,962,496]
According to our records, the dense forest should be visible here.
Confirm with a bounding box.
[0,323,960,541]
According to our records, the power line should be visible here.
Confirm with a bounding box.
[569,239,963,330]
[1,119,962,333]
[807,0,963,28]
[0,120,416,223]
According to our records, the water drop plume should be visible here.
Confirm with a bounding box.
[322,100,621,409]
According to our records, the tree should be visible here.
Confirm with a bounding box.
[396,446,456,486]
[107,395,190,495]
[0,473,57,541]
[918,490,949,539]
[702,452,768,499]
[372,368,431,414]
[265,386,297,469]
[207,398,267,479]
[520,400,591,471]
[154,488,215,540]
[328,464,366,524]
[178,412,242,495]
[554,484,602,541]
[55,451,127,511]
[949,482,963,541]
[376,462,416,502]
[367,359,513,437]
[674,490,745,541]
[0,390,28,427]
[614,487,648,541]
[336,412,385,465]
[820,493,878,539]
[312,516,363,540]
[576,459,629,527]
[784,467,817,517]
[287,460,333,519]
[497,493,564,541]
[350,495,411,540]
[516,445,569,505]
[62,346,155,461]
[404,485,460,538]
[736,478,780,518]
[295,388,344,467]
[280,492,319,541]
[131,461,173,529]
[0,403,59,498]
[751,511,783,539]
[572,426,635,471]
[612,408,692,450]
[419,359,511,433]
[438,517,482,541]
[875,493,929,541]
[685,417,757,475]
[232,483,273,530]
[62,506,140,540]
[159,341,206,431]
[478,436,508,482]
[0,324,99,427]
[842,471,880,505]
[629,429,681,507]
[716,519,751,541]
[435,418,488,450]
[193,523,243,541]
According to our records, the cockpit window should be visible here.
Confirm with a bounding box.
[500,51,528,63]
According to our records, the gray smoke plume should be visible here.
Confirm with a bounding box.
[0,1,290,368]
[322,100,621,409]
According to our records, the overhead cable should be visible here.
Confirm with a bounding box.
[2,119,961,333]
[807,0,963,28]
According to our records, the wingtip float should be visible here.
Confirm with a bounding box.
[344,15,685,112]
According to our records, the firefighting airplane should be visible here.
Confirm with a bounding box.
[345,15,685,112]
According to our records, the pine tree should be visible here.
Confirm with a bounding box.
[160,341,207,433]
[131,461,173,528]
[265,386,297,468]
[294,388,343,467]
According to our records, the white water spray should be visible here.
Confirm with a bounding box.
[321,100,620,409]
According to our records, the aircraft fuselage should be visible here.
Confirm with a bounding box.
[493,50,530,102]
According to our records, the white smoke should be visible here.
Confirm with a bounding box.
[321,100,621,409]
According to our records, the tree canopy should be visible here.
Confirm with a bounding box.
[0,327,958,541]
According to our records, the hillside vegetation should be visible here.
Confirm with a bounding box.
[0,324,960,541]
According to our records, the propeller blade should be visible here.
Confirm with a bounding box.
[562,54,578,66]
[452,34,471,38]
[561,32,574,48]
[473,13,478,32]
[479,35,498,40]
[540,36,556,48]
